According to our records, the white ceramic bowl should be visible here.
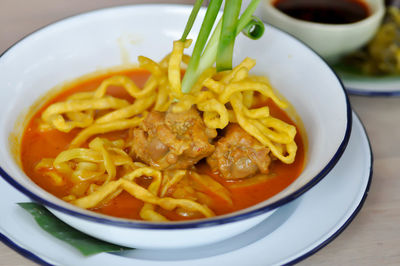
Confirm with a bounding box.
[0,4,351,249]
[257,0,385,62]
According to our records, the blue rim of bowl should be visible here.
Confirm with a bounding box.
[0,4,352,230]
[0,111,372,266]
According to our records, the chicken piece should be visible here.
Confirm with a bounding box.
[207,124,271,179]
[132,106,216,170]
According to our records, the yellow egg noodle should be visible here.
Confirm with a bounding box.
[35,39,297,221]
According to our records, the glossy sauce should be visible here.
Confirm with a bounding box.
[273,0,370,24]
[20,69,305,221]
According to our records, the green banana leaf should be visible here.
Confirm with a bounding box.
[18,202,132,256]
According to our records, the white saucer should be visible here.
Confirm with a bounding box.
[0,112,372,265]
[333,69,400,96]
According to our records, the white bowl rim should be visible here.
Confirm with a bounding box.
[0,4,352,229]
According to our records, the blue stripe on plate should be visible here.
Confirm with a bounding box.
[0,232,53,266]
[347,88,400,97]
[285,111,373,265]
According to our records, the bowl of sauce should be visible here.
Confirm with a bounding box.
[258,0,385,62]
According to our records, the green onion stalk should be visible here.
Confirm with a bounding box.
[180,0,265,93]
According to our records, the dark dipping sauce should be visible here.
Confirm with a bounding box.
[273,0,371,24]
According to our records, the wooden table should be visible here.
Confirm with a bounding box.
[1,1,399,265]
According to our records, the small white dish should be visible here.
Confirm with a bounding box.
[0,112,372,265]
[255,0,385,62]
[0,4,351,249]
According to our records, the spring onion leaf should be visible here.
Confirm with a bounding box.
[236,0,261,32]
[216,0,242,71]
[181,20,222,93]
[241,16,265,40]
[183,0,223,94]
[181,0,204,42]
[18,202,132,256]
[180,0,264,93]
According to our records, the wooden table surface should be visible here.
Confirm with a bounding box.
[1,1,399,265]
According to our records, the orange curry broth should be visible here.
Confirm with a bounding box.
[20,68,305,221]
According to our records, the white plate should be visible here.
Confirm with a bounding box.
[0,111,372,265]
[332,67,400,96]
